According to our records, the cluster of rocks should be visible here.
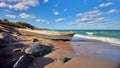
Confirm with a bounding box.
[0,25,54,68]
[0,32,53,68]
[0,41,53,68]
[9,44,52,68]
[0,24,22,48]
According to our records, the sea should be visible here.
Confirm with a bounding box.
[54,30,120,44]
[54,30,120,63]
[53,30,120,63]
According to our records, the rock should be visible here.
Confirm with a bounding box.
[14,32,22,36]
[0,39,8,44]
[0,33,17,42]
[13,54,33,68]
[14,43,25,48]
[0,29,4,32]
[0,51,12,58]
[12,48,22,52]
[0,44,7,48]
[0,51,13,68]
[13,44,53,57]
[12,46,28,53]
[3,59,17,68]
[31,38,39,42]
[25,44,52,56]
[0,39,9,48]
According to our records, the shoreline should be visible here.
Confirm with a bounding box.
[74,34,120,45]
[1,28,120,68]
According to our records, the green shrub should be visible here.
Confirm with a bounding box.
[0,18,35,29]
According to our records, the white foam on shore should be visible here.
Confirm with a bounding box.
[74,34,120,45]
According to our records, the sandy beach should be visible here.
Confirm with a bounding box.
[0,28,120,68]
[0,0,120,67]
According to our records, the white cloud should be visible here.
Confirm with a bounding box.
[0,2,8,7]
[76,17,94,23]
[106,9,118,14]
[77,10,102,17]
[36,19,49,23]
[74,17,108,25]
[19,13,36,19]
[53,9,59,15]
[10,3,29,10]
[0,0,39,10]
[96,17,108,23]
[76,17,108,23]
[75,10,109,24]
[6,14,16,18]
[55,18,65,22]
[6,0,18,2]
[69,22,78,26]
[99,2,112,7]
[76,13,83,17]
[44,0,48,3]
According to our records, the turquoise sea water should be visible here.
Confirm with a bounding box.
[53,30,120,44]
[54,30,120,39]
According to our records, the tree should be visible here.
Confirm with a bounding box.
[15,22,34,29]
[0,18,37,29]
[2,18,9,23]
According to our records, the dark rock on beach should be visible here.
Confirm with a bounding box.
[0,51,13,68]
[0,33,17,42]
[13,54,34,68]
[13,44,53,57]
[3,59,18,68]
[25,44,52,57]
[14,43,25,48]
[0,39,9,48]
[31,38,39,42]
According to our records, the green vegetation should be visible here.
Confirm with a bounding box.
[0,18,36,29]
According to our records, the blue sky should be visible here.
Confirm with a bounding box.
[0,0,120,29]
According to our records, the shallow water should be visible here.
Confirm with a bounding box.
[70,35,120,63]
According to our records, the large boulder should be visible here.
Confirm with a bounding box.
[24,44,52,57]
[0,33,17,42]
[13,54,33,68]
[3,59,17,68]
[13,44,53,57]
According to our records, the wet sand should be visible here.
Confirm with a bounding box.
[71,35,120,63]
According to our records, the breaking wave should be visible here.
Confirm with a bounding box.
[75,34,120,44]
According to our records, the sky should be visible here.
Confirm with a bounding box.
[0,0,120,30]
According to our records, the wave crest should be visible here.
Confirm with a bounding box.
[74,34,120,44]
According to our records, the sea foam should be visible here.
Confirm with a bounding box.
[75,34,120,45]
